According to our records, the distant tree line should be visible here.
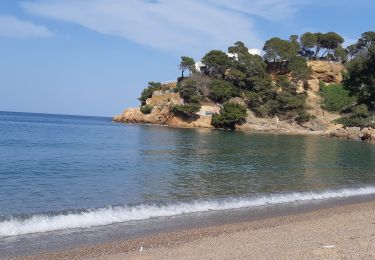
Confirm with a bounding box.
[172,37,314,128]
[339,32,375,127]
[138,31,375,129]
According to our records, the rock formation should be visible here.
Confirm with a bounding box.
[308,61,344,84]
[113,83,218,128]
[113,61,374,143]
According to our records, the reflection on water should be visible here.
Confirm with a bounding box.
[0,112,375,217]
[135,126,375,201]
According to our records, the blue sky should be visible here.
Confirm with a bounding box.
[0,0,373,116]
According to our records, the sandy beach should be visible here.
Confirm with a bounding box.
[15,200,375,260]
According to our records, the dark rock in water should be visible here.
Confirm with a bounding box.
[330,127,375,142]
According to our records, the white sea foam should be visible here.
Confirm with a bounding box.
[1,186,375,238]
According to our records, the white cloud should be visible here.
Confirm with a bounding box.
[0,15,53,38]
[208,0,309,21]
[21,0,262,54]
[21,0,306,54]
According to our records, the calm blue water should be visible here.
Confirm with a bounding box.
[1,111,375,239]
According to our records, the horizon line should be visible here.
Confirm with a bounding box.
[0,110,112,119]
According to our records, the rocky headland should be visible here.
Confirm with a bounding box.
[113,60,375,143]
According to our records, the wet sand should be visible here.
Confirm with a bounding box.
[15,200,375,260]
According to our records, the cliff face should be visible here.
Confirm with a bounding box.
[115,106,171,125]
[308,61,344,84]
[113,83,218,128]
[302,61,345,131]
[116,105,215,128]
[307,61,344,92]
[114,61,350,134]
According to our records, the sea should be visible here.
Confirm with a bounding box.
[1,111,375,257]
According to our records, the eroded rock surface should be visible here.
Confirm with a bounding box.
[113,62,375,143]
[113,86,217,129]
[330,127,375,142]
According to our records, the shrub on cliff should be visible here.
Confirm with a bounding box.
[139,82,162,105]
[335,104,374,127]
[275,92,309,117]
[295,110,314,124]
[175,79,202,104]
[211,102,247,129]
[140,105,153,114]
[335,116,375,128]
[344,37,375,110]
[250,98,278,117]
[247,76,309,121]
[320,83,357,112]
[170,103,201,118]
[209,79,237,103]
[287,56,312,86]
[352,104,370,118]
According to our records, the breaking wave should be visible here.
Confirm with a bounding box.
[1,186,375,237]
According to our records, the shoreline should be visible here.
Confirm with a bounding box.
[116,120,326,136]
[16,199,375,260]
[116,121,375,143]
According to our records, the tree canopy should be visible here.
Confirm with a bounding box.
[344,44,375,109]
[287,56,312,86]
[139,82,162,105]
[179,56,195,77]
[209,79,236,103]
[263,37,298,63]
[347,31,375,59]
[228,41,248,57]
[176,78,202,104]
[137,31,375,130]
[300,32,344,60]
[201,50,231,78]
[170,103,201,118]
[211,102,247,129]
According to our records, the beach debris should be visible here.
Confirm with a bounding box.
[139,246,145,254]
[322,245,335,249]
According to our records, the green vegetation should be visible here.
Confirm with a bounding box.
[336,117,375,128]
[209,79,237,103]
[288,56,312,86]
[179,56,195,77]
[300,32,345,60]
[170,103,201,118]
[138,30,375,130]
[319,83,356,112]
[175,38,313,128]
[201,50,231,78]
[263,37,298,63]
[347,31,375,59]
[263,32,345,64]
[140,105,153,114]
[343,32,375,110]
[211,102,247,129]
[335,31,375,128]
[175,78,202,104]
[295,110,314,124]
[335,105,375,128]
[352,104,370,118]
[244,73,310,123]
[139,82,162,105]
